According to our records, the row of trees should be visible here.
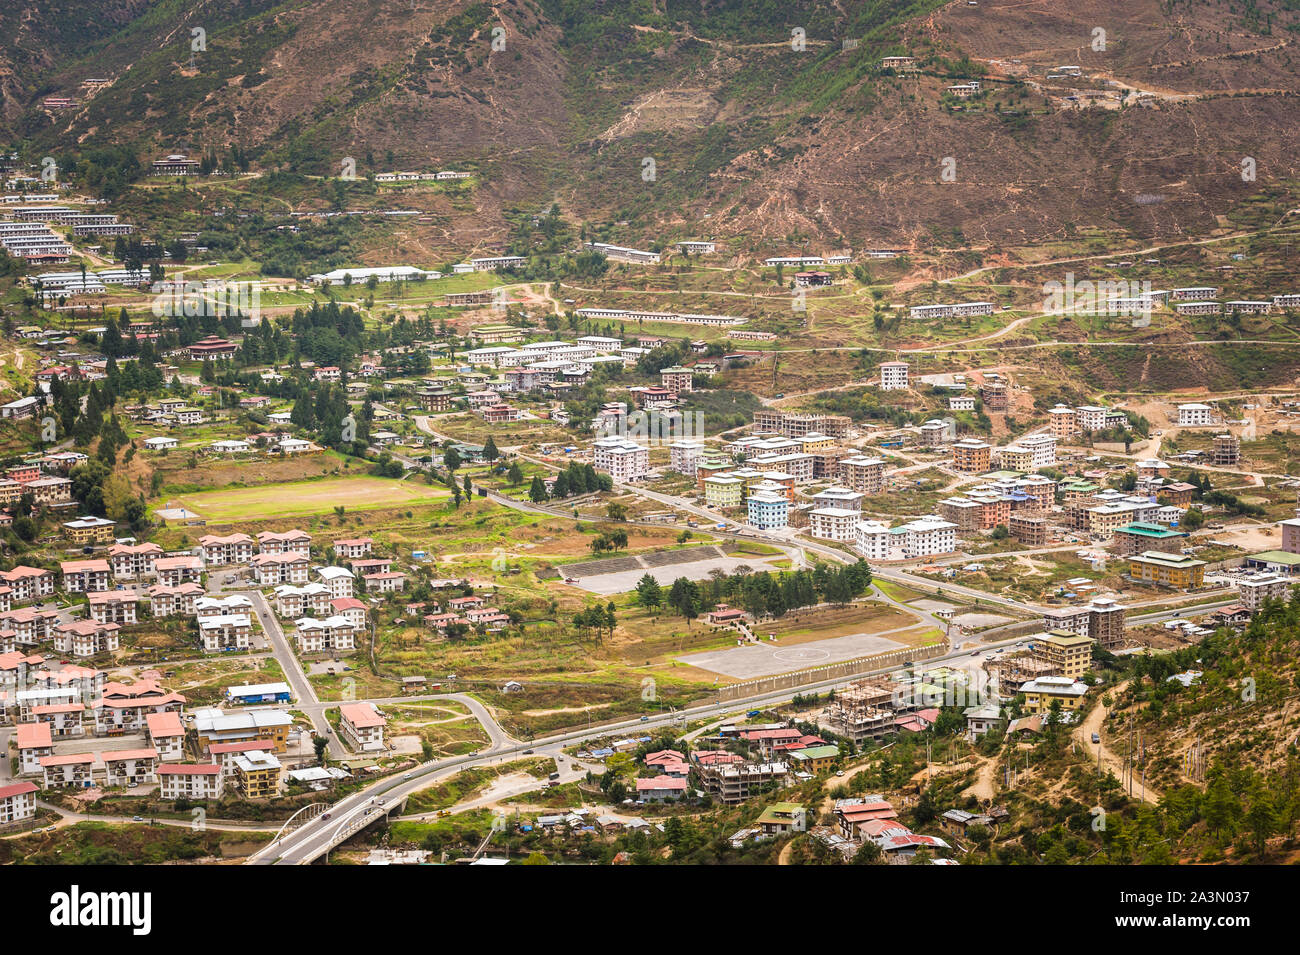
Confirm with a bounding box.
[636,560,874,622]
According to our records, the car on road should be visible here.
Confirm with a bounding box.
[835,771,845,777]
[132,816,144,823]
[564,577,579,584]
[1091,733,1101,744]
[321,813,331,820]
[523,749,534,754]
[640,716,650,722]
[403,773,413,779]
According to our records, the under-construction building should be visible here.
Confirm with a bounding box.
[694,759,790,804]
[825,679,902,744]
[980,380,1009,411]
[1212,433,1240,467]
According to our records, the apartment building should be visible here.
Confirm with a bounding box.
[340,702,388,752]
[592,436,650,482]
[93,680,186,735]
[155,554,203,587]
[53,620,120,658]
[669,440,706,475]
[158,763,224,801]
[951,439,991,473]
[199,533,255,565]
[811,486,864,511]
[1111,522,1187,557]
[332,537,373,560]
[840,456,886,494]
[1048,405,1078,438]
[1283,514,1300,555]
[275,582,332,617]
[40,753,95,789]
[109,542,163,579]
[314,565,355,600]
[856,521,891,561]
[145,710,186,760]
[898,518,958,558]
[1238,575,1294,611]
[363,571,405,593]
[0,780,36,825]
[704,475,744,509]
[86,589,138,628]
[809,507,861,542]
[743,490,788,531]
[1128,551,1207,590]
[229,749,281,798]
[2,606,61,646]
[878,361,910,391]
[330,597,368,630]
[148,582,204,617]
[250,553,310,586]
[1020,677,1089,714]
[1034,631,1095,680]
[194,708,292,754]
[257,530,312,557]
[1009,514,1049,546]
[694,757,789,804]
[198,614,253,653]
[294,616,357,653]
[1177,403,1214,427]
[62,516,116,545]
[16,721,53,774]
[102,748,158,787]
[60,559,111,593]
[937,497,981,533]
[31,702,85,738]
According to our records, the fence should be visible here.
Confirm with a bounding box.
[718,640,948,702]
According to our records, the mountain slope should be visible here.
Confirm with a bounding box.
[6,0,1300,251]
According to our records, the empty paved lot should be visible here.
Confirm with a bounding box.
[568,555,780,596]
[677,626,920,680]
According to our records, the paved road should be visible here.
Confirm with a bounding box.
[250,617,1041,866]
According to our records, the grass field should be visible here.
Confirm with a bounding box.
[171,475,448,520]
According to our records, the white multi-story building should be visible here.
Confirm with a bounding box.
[0,781,37,824]
[250,553,310,586]
[315,565,355,600]
[669,440,705,475]
[197,614,252,653]
[878,361,910,391]
[908,302,994,321]
[294,616,357,653]
[1075,406,1110,432]
[1177,403,1214,427]
[339,702,387,752]
[108,542,163,579]
[158,763,224,800]
[1019,433,1057,469]
[1238,575,1294,612]
[856,521,891,561]
[257,530,312,556]
[332,537,373,560]
[592,436,650,482]
[898,517,958,558]
[53,620,120,658]
[199,533,254,565]
[274,582,332,618]
[809,507,861,542]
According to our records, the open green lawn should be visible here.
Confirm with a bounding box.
[170,475,448,521]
